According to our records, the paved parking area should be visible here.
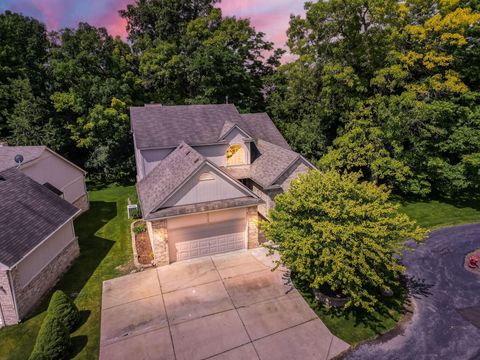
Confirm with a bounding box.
[100,249,349,360]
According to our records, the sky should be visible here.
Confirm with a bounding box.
[0,0,306,51]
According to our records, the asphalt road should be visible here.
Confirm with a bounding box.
[343,223,480,360]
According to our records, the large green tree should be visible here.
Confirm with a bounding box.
[138,8,281,111]
[0,11,50,138]
[49,23,137,181]
[262,170,426,312]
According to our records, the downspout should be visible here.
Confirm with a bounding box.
[7,269,20,324]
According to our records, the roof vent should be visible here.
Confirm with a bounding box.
[186,150,191,156]
[194,158,200,164]
[14,154,24,167]
[0,176,5,182]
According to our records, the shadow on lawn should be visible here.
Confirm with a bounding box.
[22,201,117,356]
[294,276,412,336]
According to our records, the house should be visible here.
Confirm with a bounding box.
[131,104,314,265]
[0,168,81,327]
[0,145,89,212]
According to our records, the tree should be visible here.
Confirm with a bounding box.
[28,314,70,360]
[49,23,137,182]
[262,170,426,312]
[0,11,50,138]
[47,290,80,333]
[137,8,281,111]
[119,0,219,51]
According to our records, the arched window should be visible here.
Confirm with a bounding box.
[226,144,246,166]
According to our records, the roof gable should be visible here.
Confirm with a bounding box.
[162,162,257,208]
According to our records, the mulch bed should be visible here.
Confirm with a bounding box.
[135,230,153,265]
[465,249,480,274]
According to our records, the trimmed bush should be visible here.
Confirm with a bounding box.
[47,290,80,332]
[28,314,70,360]
[133,223,146,234]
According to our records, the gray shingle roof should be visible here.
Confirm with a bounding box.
[0,168,79,268]
[130,104,291,150]
[136,142,205,216]
[0,146,46,172]
[239,113,291,149]
[250,140,300,187]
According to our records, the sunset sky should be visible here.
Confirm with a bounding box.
[0,0,306,50]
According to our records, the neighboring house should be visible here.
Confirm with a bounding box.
[131,104,314,265]
[0,168,81,327]
[0,145,89,212]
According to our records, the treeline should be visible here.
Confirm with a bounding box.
[0,0,280,183]
[1,0,480,198]
[268,0,480,197]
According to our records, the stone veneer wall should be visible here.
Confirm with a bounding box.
[10,239,80,322]
[148,220,170,266]
[72,193,89,213]
[0,270,17,326]
[247,206,259,249]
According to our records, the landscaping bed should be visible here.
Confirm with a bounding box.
[132,221,153,266]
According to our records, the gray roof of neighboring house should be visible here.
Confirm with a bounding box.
[130,104,291,150]
[0,168,79,268]
[0,145,46,172]
[0,145,86,174]
[136,142,205,217]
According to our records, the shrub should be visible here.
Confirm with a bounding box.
[262,170,427,312]
[47,290,80,332]
[133,223,146,234]
[28,314,70,360]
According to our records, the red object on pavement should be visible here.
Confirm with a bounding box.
[469,255,478,268]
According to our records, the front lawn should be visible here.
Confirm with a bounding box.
[0,185,136,360]
[399,197,480,229]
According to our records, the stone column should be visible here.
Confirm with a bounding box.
[150,220,170,266]
[247,206,259,249]
[0,270,18,326]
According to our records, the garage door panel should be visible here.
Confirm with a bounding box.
[175,232,245,262]
[169,219,245,243]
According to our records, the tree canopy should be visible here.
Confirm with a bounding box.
[262,170,426,311]
[268,0,480,198]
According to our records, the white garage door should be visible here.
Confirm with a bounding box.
[169,216,246,262]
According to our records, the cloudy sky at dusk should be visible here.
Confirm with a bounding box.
[0,0,306,50]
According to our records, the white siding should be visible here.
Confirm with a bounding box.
[163,165,248,207]
[21,151,86,204]
[15,221,76,288]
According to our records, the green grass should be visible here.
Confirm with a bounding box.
[0,185,136,360]
[294,278,408,346]
[398,197,480,229]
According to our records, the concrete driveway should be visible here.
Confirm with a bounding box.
[100,249,349,360]
[344,224,480,360]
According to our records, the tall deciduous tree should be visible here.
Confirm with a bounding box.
[262,170,426,312]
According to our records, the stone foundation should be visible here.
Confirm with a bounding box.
[148,220,170,266]
[73,193,89,213]
[0,239,80,326]
[247,206,259,249]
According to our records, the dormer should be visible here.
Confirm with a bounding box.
[219,122,253,167]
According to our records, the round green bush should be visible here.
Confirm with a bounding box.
[28,314,70,360]
[47,290,80,332]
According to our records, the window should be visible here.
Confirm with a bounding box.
[199,172,215,181]
[226,144,246,166]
